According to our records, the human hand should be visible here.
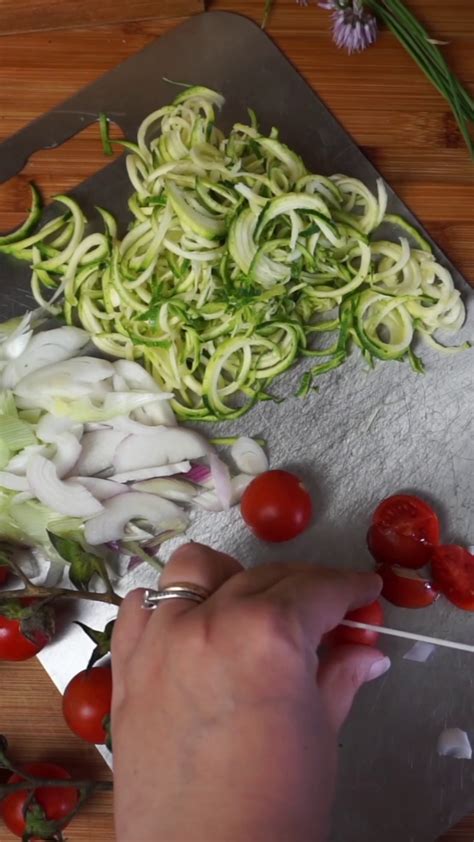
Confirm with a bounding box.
[112,543,390,842]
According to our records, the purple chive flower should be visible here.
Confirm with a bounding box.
[319,0,378,54]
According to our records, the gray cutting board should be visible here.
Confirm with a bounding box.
[1,12,473,842]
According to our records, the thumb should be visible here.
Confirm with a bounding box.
[318,645,391,732]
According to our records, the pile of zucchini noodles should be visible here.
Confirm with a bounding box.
[0,86,467,421]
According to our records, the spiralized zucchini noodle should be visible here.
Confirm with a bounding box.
[0,86,468,421]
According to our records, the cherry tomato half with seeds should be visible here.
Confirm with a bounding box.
[0,600,55,661]
[431,545,474,611]
[368,494,440,569]
[63,665,112,745]
[240,469,313,543]
[326,600,384,648]
[378,564,439,608]
[1,762,78,839]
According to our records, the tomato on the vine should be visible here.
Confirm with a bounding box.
[431,545,474,611]
[240,469,313,542]
[378,564,439,608]
[367,494,440,568]
[63,665,112,745]
[0,761,78,839]
[0,600,55,661]
[326,600,384,647]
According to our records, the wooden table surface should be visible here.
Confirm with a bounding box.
[0,2,473,840]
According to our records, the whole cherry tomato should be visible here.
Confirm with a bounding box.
[240,470,313,542]
[1,761,78,839]
[63,665,112,745]
[0,600,55,661]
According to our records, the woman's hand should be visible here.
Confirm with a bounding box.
[112,543,390,842]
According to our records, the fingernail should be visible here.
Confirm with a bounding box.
[366,656,391,682]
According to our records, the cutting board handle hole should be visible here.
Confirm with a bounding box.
[0,121,124,235]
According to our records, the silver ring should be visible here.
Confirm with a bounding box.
[143,581,211,610]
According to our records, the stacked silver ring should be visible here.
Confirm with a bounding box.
[143,582,211,610]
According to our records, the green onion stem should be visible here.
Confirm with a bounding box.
[365,0,474,158]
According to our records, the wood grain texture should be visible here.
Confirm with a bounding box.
[0,2,472,840]
[0,0,203,35]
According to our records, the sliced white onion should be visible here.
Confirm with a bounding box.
[437,728,472,760]
[209,453,232,510]
[132,477,199,502]
[0,471,30,491]
[109,416,167,436]
[26,454,103,517]
[230,437,268,475]
[36,413,83,443]
[2,327,89,388]
[52,432,82,478]
[84,491,188,545]
[112,374,128,392]
[111,461,191,483]
[14,356,115,406]
[403,642,436,663]
[113,429,209,472]
[114,360,176,426]
[71,476,128,500]
[73,430,127,476]
[7,444,51,474]
[193,473,253,512]
[3,330,33,361]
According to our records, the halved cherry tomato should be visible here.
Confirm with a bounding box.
[240,470,313,543]
[1,761,78,838]
[431,545,474,611]
[327,600,384,647]
[368,494,440,569]
[378,564,439,608]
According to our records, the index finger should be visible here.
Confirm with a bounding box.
[225,563,382,646]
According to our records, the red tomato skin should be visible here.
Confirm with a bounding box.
[373,494,440,541]
[0,614,48,661]
[240,470,313,543]
[63,666,112,744]
[0,565,9,586]
[431,545,474,611]
[327,600,384,647]
[367,524,434,570]
[1,762,78,838]
[378,564,439,608]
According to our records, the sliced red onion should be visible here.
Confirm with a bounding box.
[73,429,127,477]
[84,491,188,545]
[113,429,208,472]
[437,728,472,759]
[127,555,144,572]
[209,453,232,510]
[184,463,212,484]
[230,437,268,475]
[71,476,128,501]
[26,454,103,518]
[111,461,191,483]
[403,642,436,663]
